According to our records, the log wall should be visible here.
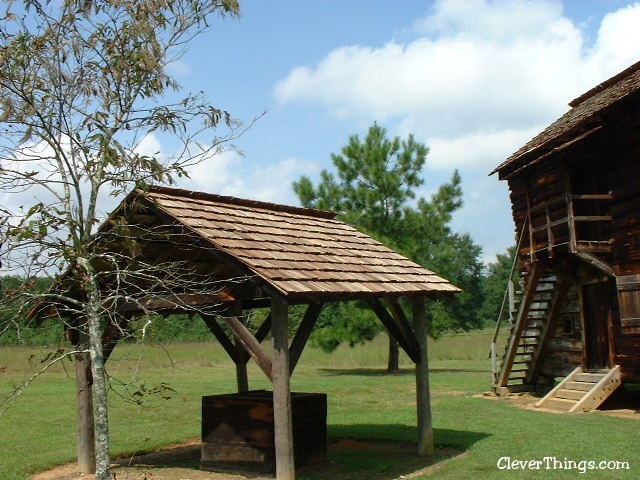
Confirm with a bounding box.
[539,285,583,379]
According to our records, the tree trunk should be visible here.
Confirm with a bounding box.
[86,274,111,480]
[387,334,400,372]
[88,311,110,480]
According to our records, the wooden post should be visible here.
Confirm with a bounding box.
[233,303,249,392]
[271,297,295,480]
[235,335,249,392]
[413,296,434,457]
[74,330,95,473]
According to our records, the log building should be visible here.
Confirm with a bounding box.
[490,61,640,412]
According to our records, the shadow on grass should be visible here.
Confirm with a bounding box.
[319,367,488,376]
[330,423,490,450]
[112,425,490,480]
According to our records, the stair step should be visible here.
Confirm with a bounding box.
[555,389,586,401]
[524,319,544,325]
[530,303,550,309]
[542,397,577,411]
[574,372,606,383]
[536,285,556,292]
[565,381,595,391]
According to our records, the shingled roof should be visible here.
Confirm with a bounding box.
[491,60,640,179]
[130,186,459,300]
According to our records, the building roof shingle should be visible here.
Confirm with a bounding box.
[491,60,640,179]
[136,186,459,299]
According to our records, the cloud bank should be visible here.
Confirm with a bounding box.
[273,0,640,173]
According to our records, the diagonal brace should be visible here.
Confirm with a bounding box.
[367,297,420,363]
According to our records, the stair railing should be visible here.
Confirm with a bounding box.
[490,219,527,386]
[529,193,612,255]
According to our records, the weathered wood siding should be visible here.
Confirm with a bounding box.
[507,162,570,259]
[609,134,640,383]
[609,137,640,276]
[201,390,327,475]
[539,284,583,379]
[614,274,640,382]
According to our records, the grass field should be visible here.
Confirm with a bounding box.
[0,330,638,479]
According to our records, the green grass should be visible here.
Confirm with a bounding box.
[0,330,637,479]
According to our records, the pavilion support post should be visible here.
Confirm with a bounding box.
[235,336,249,393]
[271,297,295,480]
[233,303,249,393]
[413,296,434,457]
[74,329,95,473]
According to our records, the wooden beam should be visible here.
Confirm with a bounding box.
[102,320,125,363]
[385,297,421,362]
[73,328,95,474]
[413,296,434,457]
[254,312,272,343]
[289,303,323,375]
[200,314,239,363]
[366,297,420,363]
[496,263,544,388]
[231,303,249,393]
[115,291,234,315]
[223,316,273,381]
[271,297,295,480]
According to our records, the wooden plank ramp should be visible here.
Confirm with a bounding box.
[534,365,621,413]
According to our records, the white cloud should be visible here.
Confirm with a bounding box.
[134,133,163,158]
[587,3,640,73]
[182,150,317,206]
[273,0,640,170]
[165,59,192,78]
[271,0,640,262]
[425,127,541,172]
[182,148,246,195]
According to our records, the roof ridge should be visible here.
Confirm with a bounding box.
[569,60,640,107]
[140,185,337,220]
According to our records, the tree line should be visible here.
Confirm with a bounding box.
[0,115,515,479]
[1,124,515,352]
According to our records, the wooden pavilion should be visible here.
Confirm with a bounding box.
[63,186,459,479]
[490,61,640,412]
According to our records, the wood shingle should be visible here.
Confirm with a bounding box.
[136,186,459,300]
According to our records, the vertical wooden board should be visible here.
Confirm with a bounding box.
[75,350,95,474]
[201,391,327,474]
[617,274,640,333]
[413,296,433,457]
[271,298,295,480]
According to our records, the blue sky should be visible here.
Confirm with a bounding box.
[139,1,640,264]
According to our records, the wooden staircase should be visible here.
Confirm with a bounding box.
[534,365,621,412]
[492,263,570,395]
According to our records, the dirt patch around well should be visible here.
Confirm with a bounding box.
[31,439,465,480]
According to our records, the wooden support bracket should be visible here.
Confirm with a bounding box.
[367,297,420,363]
[289,303,323,375]
[201,314,240,363]
[223,316,273,381]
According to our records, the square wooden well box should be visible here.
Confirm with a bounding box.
[201,390,327,474]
